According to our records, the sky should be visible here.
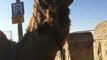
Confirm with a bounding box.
[0,0,107,42]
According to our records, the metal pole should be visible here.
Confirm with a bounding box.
[16,0,23,42]
[16,0,20,2]
[18,23,23,42]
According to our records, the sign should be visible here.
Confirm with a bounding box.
[12,15,24,24]
[11,2,24,16]
[11,2,24,24]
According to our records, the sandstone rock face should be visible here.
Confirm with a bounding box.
[55,42,71,60]
[68,32,94,60]
[94,21,107,40]
[94,21,107,60]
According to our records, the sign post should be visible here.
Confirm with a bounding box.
[11,0,24,42]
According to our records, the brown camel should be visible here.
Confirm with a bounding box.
[17,0,74,60]
[0,31,12,60]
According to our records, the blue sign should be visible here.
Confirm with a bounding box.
[11,2,24,16]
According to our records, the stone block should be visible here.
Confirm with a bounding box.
[68,32,94,60]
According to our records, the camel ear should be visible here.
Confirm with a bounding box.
[64,0,74,6]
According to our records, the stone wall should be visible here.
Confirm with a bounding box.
[94,21,107,60]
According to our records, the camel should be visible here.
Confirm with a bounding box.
[16,0,74,60]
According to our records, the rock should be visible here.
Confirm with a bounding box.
[55,41,71,60]
[94,21,107,40]
[94,21,107,60]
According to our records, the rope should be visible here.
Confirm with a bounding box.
[34,0,46,16]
